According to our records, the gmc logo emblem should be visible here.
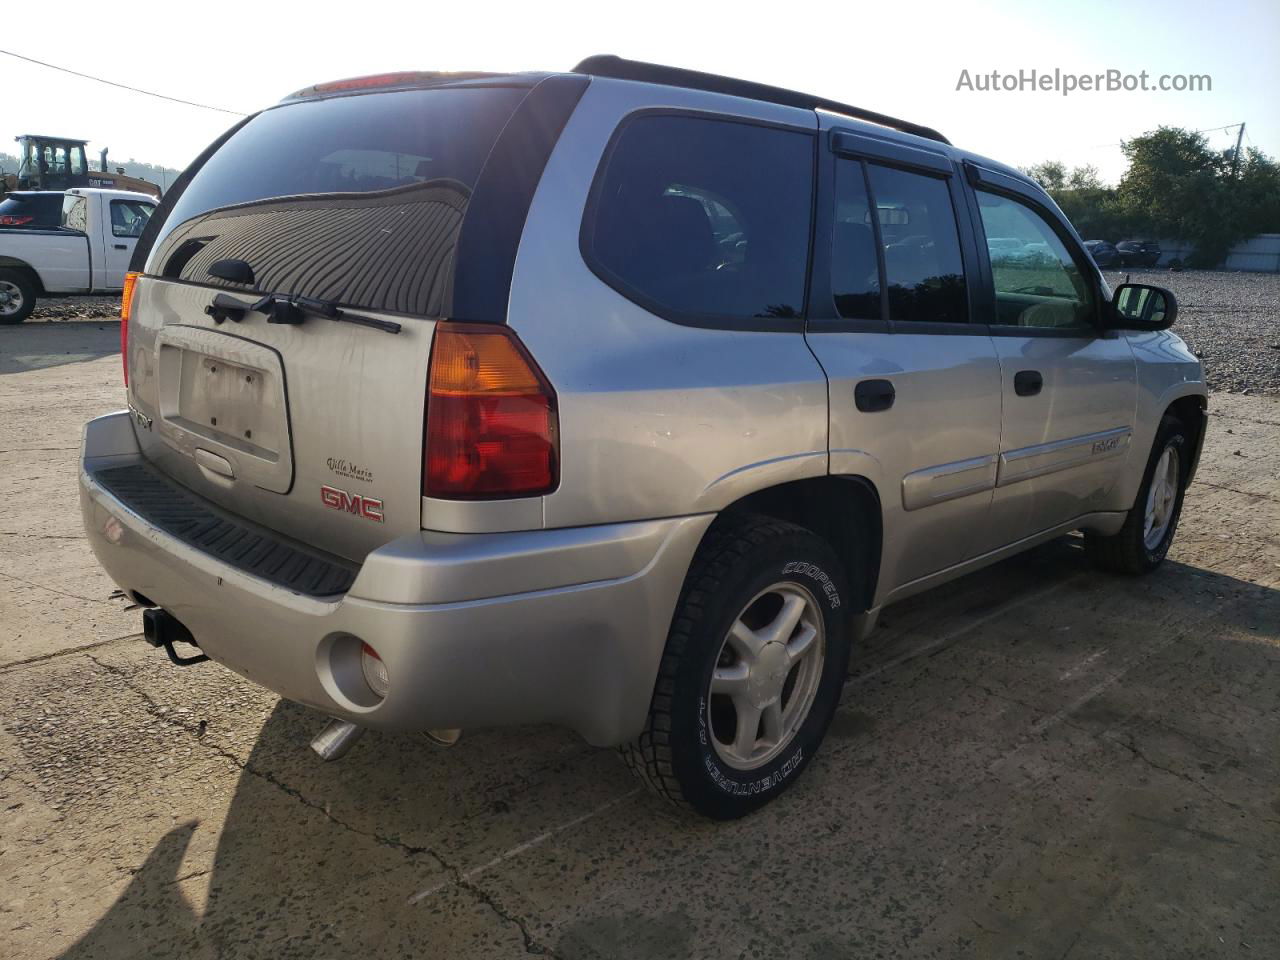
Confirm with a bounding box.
[320,484,384,523]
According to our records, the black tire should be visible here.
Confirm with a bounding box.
[621,514,851,820]
[0,268,36,324]
[1084,415,1189,574]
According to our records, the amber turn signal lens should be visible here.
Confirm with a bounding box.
[120,272,141,387]
[424,323,558,499]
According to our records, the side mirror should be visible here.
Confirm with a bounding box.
[1111,283,1178,330]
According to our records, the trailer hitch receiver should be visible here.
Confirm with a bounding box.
[142,608,210,666]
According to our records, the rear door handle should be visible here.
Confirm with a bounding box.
[1014,370,1043,397]
[854,378,895,413]
[112,243,128,250]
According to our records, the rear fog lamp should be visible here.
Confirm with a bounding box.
[360,642,390,699]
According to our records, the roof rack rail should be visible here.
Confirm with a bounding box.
[571,55,950,146]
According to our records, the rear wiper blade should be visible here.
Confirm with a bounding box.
[250,293,402,335]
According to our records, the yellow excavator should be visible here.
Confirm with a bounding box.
[1,134,162,199]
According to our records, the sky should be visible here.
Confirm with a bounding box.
[2,0,1276,184]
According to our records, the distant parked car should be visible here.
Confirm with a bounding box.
[1084,240,1120,268]
[1022,241,1055,266]
[986,236,1025,263]
[0,191,64,228]
[1117,240,1162,267]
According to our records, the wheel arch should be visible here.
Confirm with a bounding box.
[1164,392,1208,484]
[0,257,45,295]
[712,474,883,615]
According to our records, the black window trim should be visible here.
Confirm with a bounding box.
[578,106,818,333]
[808,129,986,337]
[962,160,1110,340]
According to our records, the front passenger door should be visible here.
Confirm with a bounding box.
[968,179,1137,553]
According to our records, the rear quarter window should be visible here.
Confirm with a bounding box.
[581,114,815,326]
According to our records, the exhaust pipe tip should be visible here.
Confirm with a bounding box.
[426,728,462,747]
[310,718,365,761]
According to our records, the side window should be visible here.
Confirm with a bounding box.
[864,164,968,324]
[61,195,88,233]
[111,200,154,238]
[831,159,880,320]
[975,191,1095,329]
[585,115,814,324]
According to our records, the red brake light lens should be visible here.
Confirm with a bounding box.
[120,272,141,387]
[424,323,558,499]
[0,215,33,226]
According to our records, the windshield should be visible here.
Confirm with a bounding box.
[147,85,531,317]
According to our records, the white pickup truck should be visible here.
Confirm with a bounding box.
[0,187,156,323]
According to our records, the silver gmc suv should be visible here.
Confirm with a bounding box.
[80,57,1207,819]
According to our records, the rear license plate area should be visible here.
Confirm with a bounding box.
[154,325,293,493]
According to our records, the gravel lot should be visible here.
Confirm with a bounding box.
[30,268,1280,394]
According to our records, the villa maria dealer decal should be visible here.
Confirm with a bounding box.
[326,458,374,484]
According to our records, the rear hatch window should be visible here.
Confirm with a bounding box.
[147,84,531,316]
[0,193,63,227]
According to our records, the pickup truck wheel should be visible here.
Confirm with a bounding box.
[1084,415,1189,574]
[621,514,851,820]
[0,270,36,324]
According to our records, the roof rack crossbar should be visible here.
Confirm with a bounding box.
[571,55,950,146]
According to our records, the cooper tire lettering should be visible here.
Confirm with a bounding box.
[783,560,841,609]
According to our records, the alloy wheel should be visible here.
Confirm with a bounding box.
[706,581,826,770]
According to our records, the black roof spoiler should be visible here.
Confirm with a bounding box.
[571,55,950,146]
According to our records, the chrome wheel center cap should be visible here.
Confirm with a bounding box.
[748,642,790,708]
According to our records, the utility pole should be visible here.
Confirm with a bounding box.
[1231,122,1246,178]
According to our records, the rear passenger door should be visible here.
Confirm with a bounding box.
[962,165,1137,552]
[804,126,1002,596]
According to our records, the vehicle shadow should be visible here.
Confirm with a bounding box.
[51,535,1279,959]
[0,319,120,374]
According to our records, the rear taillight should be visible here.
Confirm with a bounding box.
[120,272,141,387]
[424,323,558,499]
[0,215,33,226]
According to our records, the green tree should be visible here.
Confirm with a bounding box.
[1114,127,1229,264]
[1027,127,1280,267]
[1234,148,1280,241]
[1024,160,1067,191]
[1066,165,1102,191]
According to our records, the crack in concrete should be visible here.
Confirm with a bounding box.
[81,653,560,956]
[455,878,560,957]
[0,570,116,604]
[0,633,139,674]
[1109,734,1243,812]
[0,531,86,540]
[1212,412,1280,427]
[1193,480,1280,504]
